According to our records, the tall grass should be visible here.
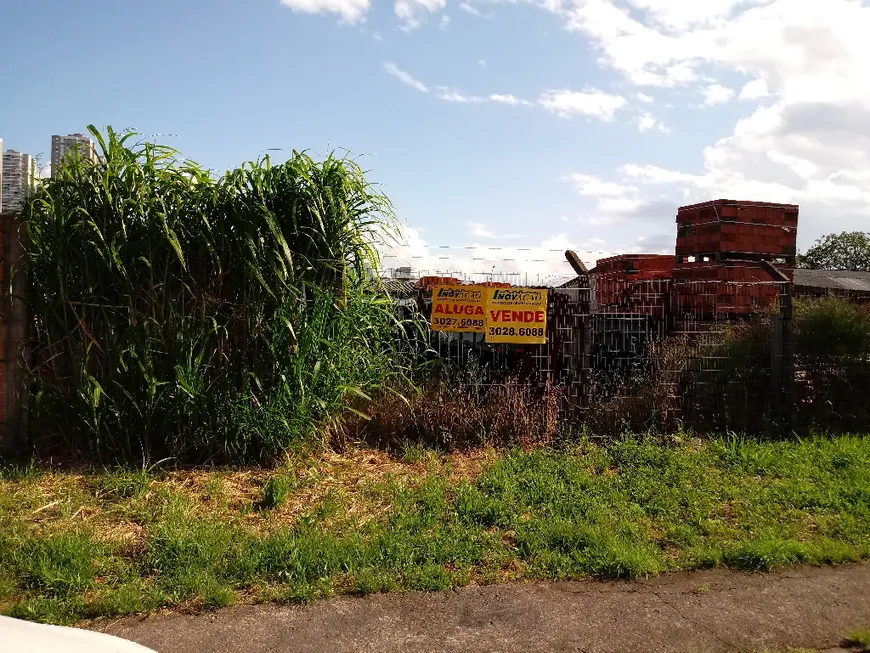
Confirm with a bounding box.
[27,126,407,463]
[357,357,562,451]
[794,297,870,431]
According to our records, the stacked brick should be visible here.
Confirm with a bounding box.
[673,200,798,315]
[417,276,461,290]
[593,254,674,317]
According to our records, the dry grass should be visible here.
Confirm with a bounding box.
[356,378,561,451]
[0,446,499,543]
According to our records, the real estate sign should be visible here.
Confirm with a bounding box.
[430,285,486,333]
[483,287,548,344]
[429,284,549,344]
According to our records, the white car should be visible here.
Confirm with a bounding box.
[1,615,157,652]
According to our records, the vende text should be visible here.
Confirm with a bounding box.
[489,310,546,323]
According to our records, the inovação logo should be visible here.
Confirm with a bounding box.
[490,289,544,302]
[436,287,483,300]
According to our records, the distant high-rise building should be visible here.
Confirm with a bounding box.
[51,133,96,176]
[0,137,4,212]
[1,150,37,214]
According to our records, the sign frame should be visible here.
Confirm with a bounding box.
[484,286,549,345]
[429,284,486,334]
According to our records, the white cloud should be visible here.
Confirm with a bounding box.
[636,92,654,104]
[279,0,369,23]
[566,171,683,225]
[579,215,622,226]
[702,84,735,106]
[437,87,484,103]
[636,112,670,133]
[467,222,527,239]
[739,79,770,100]
[379,67,532,109]
[459,2,494,18]
[554,0,870,105]
[478,59,487,67]
[395,0,447,29]
[489,93,530,105]
[537,89,627,120]
[378,226,609,282]
[436,88,533,106]
[568,173,636,197]
[518,0,870,241]
[619,163,707,187]
[597,197,648,214]
[382,62,428,93]
[468,222,496,238]
[440,14,451,29]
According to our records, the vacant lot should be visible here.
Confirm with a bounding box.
[1,435,868,625]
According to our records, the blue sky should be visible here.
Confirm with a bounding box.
[4,0,870,280]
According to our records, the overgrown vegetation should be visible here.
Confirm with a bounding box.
[586,297,870,435]
[1,434,868,625]
[27,126,408,463]
[794,297,870,431]
[357,356,561,451]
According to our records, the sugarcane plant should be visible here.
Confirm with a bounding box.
[27,126,409,462]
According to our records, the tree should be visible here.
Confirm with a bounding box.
[798,231,870,271]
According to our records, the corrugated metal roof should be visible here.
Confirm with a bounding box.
[380,279,419,296]
[794,269,870,292]
[558,275,589,288]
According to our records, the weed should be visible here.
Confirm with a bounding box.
[84,582,165,618]
[352,569,399,595]
[0,462,40,482]
[96,468,152,499]
[260,476,292,510]
[845,627,870,648]
[401,442,429,464]
[15,533,104,597]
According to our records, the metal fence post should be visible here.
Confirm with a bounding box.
[759,261,797,433]
[780,280,798,431]
[770,313,783,426]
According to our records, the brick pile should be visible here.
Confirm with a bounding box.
[673,200,798,315]
[593,254,674,317]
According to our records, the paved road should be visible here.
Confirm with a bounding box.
[105,563,870,653]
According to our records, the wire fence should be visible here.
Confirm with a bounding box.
[378,265,870,436]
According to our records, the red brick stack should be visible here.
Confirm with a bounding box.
[593,254,674,317]
[673,200,798,315]
[417,276,461,290]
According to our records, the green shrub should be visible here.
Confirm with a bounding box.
[794,296,870,357]
[794,297,870,430]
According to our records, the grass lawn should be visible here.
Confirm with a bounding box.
[1,434,869,626]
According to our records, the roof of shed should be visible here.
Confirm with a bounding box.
[794,269,870,292]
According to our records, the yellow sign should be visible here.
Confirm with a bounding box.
[430,285,486,333]
[484,287,548,344]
